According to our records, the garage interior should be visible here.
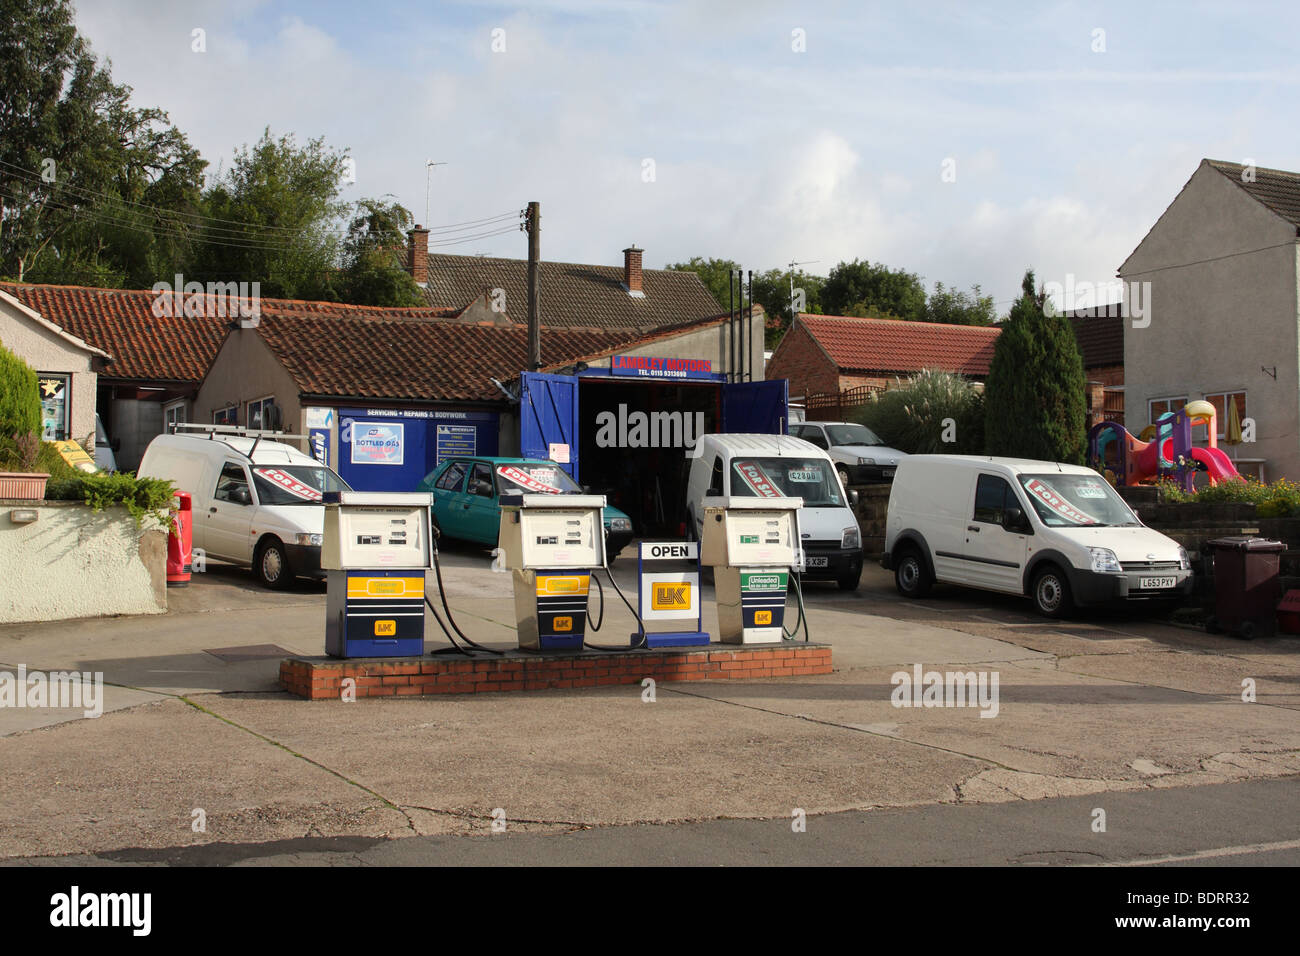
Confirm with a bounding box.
[578,378,720,537]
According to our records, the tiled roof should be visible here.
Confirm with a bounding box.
[1206,159,1300,227]
[792,314,1002,376]
[1067,310,1125,368]
[543,307,759,371]
[0,282,459,385]
[421,254,725,333]
[255,314,633,403]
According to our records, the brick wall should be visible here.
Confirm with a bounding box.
[839,373,893,390]
[1089,364,1124,388]
[766,322,840,397]
[281,644,833,700]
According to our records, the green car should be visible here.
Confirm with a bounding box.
[418,456,634,561]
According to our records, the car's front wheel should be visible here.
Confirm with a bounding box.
[255,538,293,590]
[1031,564,1073,618]
[894,546,932,598]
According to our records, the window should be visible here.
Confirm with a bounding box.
[495,462,582,494]
[729,457,842,507]
[37,373,70,441]
[246,396,275,430]
[1148,396,1187,426]
[213,406,238,426]
[1017,473,1137,528]
[824,423,885,447]
[708,456,725,496]
[163,401,186,434]
[214,462,252,504]
[469,461,494,496]
[798,426,829,450]
[436,461,468,492]
[973,474,1015,525]
[1205,391,1247,439]
[251,465,348,505]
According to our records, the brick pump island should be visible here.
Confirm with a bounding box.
[280,487,832,700]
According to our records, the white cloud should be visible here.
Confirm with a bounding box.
[64,0,1300,309]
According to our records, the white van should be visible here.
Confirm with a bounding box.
[882,455,1192,617]
[685,433,864,590]
[138,429,350,588]
[93,414,117,472]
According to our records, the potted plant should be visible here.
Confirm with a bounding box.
[0,431,50,499]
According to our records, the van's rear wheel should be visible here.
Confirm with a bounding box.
[894,547,932,598]
[256,538,293,590]
[1032,565,1073,618]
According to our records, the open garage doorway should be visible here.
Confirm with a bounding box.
[578,379,720,537]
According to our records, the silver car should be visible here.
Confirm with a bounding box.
[788,421,906,488]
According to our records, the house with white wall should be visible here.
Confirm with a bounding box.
[1120,158,1300,481]
[0,289,109,449]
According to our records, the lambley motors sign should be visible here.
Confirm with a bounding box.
[611,355,713,380]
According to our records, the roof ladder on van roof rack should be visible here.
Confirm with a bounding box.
[169,422,309,461]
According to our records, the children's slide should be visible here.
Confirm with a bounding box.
[1088,400,1243,489]
[1193,446,1240,484]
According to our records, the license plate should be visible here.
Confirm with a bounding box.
[807,556,828,568]
[1140,576,1176,589]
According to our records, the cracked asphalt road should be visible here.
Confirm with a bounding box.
[1,550,1297,865]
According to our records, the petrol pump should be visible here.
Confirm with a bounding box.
[699,495,803,643]
[322,491,433,658]
[497,493,606,651]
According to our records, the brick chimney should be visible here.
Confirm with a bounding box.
[622,245,644,296]
[407,225,429,287]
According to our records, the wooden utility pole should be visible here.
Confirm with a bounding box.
[526,201,541,371]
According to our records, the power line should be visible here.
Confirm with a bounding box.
[1,185,523,256]
[0,157,520,241]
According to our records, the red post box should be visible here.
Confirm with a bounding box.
[167,491,193,587]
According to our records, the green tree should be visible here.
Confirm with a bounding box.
[0,341,41,439]
[821,258,927,320]
[0,0,206,286]
[983,270,1087,463]
[334,198,424,306]
[667,258,825,349]
[665,256,743,311]
[753,267,824,348]
[191,129,351,300]
[925,282,996,326]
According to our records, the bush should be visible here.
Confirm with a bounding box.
[45,471,176,526]
[851,368,986,454]
[0,342,41,441]
[1158,476,1300,516]
[0,436,82,477]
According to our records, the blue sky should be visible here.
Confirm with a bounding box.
[74,0,1300,312]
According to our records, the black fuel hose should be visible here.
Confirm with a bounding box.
[584,529,648,651]
[586,572,605,631]
[427,522,503,656]
[782,571,810,642]
[425,593,472,656]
